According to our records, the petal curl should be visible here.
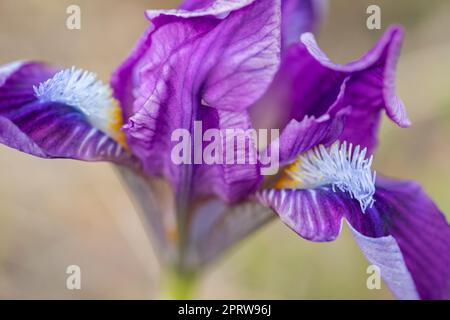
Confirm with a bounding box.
[252,25,408,155]
[186,198,275,267]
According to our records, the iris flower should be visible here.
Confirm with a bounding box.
[0,0,448,299]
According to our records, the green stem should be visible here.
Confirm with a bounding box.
[160,269,198,300]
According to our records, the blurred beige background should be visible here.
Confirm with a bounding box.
[0,0,449,299]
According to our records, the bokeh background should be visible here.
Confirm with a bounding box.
[0,0,449,299]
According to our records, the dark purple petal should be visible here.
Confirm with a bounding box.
[257,176,450,299]
[252,25,408,155]
[0,61,136,166]
[122,0,280,202]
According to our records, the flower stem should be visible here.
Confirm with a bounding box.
[161,269,198,300]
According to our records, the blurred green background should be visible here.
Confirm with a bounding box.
[0,0,449,299]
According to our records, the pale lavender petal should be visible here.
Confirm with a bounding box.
[192,109,262,202]
[257,188,345,241]
[119,165,275,270]
[146,0,255,20]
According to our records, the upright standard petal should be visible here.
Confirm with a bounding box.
[281,0,326,51]
[252,25,408,157]
[0,61,136,167]
[120,0,280,202]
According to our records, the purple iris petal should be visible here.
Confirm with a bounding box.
[0,61,136,166]
[253,25,408,158]
[257,177,450,300]
[117,0,280,202]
